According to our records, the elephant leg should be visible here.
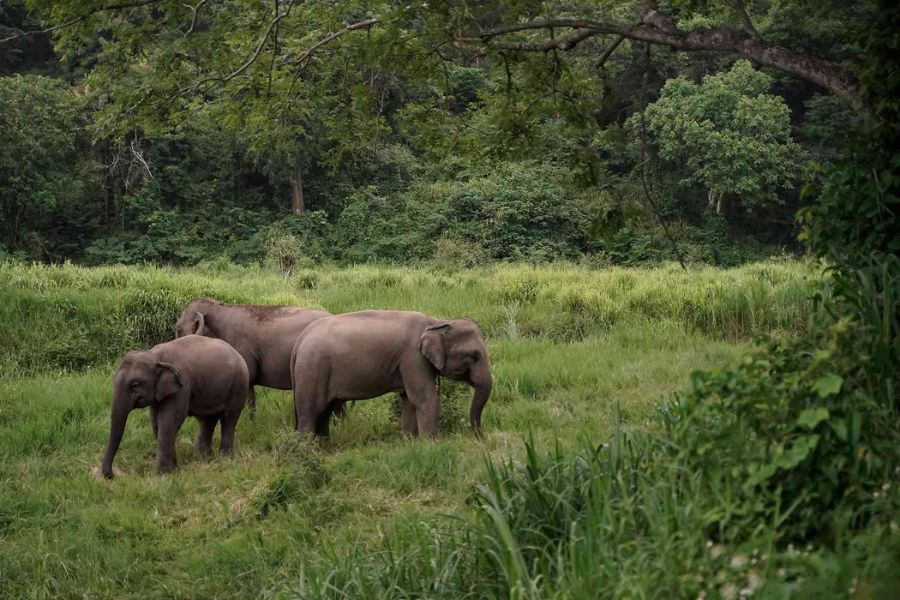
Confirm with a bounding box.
[399,392,418,437]
[247,386,257,420]
[194,416,217,456]
[156,400,187,474]
[314,403,333,438]
[295,397,317,435]
[294,362,330,436]
[219,410,240,455]
[402,364,440,439]
[332,400,346,420]
[150,406,159,440]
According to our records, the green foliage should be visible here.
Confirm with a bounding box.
[643,60,807,214]
[664,315,898,542]
[0,74,93,259]
[330,162,594,263]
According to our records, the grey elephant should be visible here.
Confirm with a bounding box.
[175,298,330,416]
[101,335,249,479]
[290,310,493,438]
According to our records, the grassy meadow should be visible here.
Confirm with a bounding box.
[0,259,852,598]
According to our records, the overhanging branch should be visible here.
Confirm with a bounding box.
[479,7,858,101]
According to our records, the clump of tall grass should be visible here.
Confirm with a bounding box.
[0,259,820,376]
[288,429,900,600]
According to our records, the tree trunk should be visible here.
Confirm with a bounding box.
[708,190,724,215]
[289,168,305,215]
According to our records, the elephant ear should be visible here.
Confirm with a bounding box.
[155,362,183,402]
[419,322,450,371]
[192,312,206,336]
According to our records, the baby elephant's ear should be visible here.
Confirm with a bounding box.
[192,312,206,336]
[419,322,450,371]
[155,362,183,401]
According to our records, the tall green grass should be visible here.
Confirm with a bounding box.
[6,259,890,599]
[0,259,820,376]
[286,434,900,600]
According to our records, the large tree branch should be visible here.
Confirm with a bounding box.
[479,8,858,101]
[0,0,160,45]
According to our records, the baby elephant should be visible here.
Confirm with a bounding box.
[291,310,493,438]
[101,335,249,479]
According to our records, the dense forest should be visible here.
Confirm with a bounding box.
[0,0,864,267]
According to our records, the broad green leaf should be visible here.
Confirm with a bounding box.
[797,407,830,429]
[813,374,843,397]
[829,417,848,441]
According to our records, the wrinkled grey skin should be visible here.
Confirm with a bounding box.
[175,298,331,415]
[101,335,249,479]
[291,310,492,438]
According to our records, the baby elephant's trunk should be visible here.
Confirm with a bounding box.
[101,391,131,479]
[468,362,493,436]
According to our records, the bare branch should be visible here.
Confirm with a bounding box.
[0,0,160,45]
[129,135,153,181]
[182,0,207,37]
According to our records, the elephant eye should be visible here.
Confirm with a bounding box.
[130,381,142,390]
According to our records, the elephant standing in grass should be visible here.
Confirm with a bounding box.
[101,335,249,479]
[291,311,492,438]
[175,298,331,417]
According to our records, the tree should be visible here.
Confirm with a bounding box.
[642,60,805,216]
[0,74,88,258]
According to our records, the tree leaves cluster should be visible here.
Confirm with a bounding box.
[0,0,873,265]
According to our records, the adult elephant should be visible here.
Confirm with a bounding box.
[175,298,330,416]
[291,311,493,438]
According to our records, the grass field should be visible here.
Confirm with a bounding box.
[0,259,846,598]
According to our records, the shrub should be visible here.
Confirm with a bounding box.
[663,321,898,543]
[433,236,485,269]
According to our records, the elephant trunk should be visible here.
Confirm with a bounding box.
[101,390,131,479]
[468,362,493,436]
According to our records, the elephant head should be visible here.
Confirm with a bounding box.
[174,306,206,338]
[419,318,493,435]
[101,352,183,479]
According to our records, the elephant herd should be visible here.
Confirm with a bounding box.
[101,298,493,479]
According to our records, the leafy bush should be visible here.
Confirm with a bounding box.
[664,319,898,543]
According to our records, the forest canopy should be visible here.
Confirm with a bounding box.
[0,1,872,265]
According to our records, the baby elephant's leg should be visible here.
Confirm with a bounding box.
[156,401,187,473]
[194,416,218,456]
[219,410,240,455]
